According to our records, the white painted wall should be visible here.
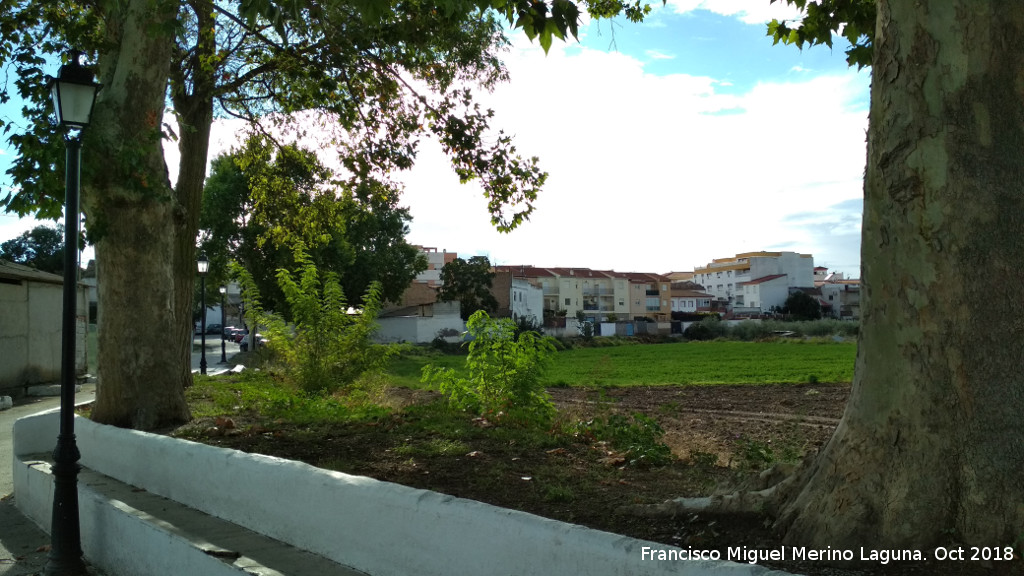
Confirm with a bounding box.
[0,279,88,392]
[374,302,465,343]
[14,411,792,576]
[741,276,791,311]
[510,278,543,324]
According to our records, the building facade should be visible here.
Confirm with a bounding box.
[412,246,457,287]
[694,251,815,312]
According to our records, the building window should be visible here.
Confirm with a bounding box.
[564,298,571,305]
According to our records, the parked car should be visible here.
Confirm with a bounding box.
[205,323,222,334]
[239,333,268,352]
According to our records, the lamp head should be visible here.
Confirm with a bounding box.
[48,50,101,129]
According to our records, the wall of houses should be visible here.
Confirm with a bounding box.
[510,278,543,324]
[374,302,465,343]
[0,269,88,395]
[627,278,671,321]
[819,283,861,319]
[740,276,790,312]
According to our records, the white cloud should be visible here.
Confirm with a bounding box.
[645,49,676,60]
[666,0,804,24]
[396,42,869,274]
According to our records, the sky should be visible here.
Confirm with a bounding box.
[0,0,871,277]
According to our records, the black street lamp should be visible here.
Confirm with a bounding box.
[198,252,209,375]
[219,285,227,363]
[44,50,100,576]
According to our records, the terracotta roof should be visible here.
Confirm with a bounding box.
[738,274,787,286]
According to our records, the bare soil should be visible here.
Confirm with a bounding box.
[173,383,1015,576]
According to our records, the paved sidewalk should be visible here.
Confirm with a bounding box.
[1,385,102,575]
[1,335,244,576]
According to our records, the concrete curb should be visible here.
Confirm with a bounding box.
[14,410,798,576]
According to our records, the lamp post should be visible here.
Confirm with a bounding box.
[219,285,227,363]
[44,50,100,576]
[198,253,209,375]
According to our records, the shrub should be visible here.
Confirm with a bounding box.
[421,310,557,418]
[234,246,393,396]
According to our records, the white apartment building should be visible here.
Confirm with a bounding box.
[694,251,815,311]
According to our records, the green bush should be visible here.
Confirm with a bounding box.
[421,310,557,418]
[234,246,393,396]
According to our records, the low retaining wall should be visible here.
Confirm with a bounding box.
[14,410,791,576]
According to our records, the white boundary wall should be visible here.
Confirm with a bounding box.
[14,409,794,576]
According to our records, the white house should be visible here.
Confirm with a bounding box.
[694,251,815,310]
[510,278,543,325]
[737,274,791,313]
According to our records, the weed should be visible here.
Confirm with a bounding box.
[734,436,777,470]
[542,484,576,503]
[394,438,469,457]
[689,450,720,468]
[575,412,673,467]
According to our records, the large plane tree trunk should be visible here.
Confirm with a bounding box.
[86,0,191,429]
[774,0,1024,549]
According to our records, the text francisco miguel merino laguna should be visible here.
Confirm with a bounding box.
[640,545,1014,565]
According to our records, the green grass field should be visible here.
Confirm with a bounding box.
[387,340,857,389]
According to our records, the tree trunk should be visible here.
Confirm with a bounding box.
[775,0,1024,548]
[86,0,191,429]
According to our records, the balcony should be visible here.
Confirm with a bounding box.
[645,289,659,296]
[582,287,614,297]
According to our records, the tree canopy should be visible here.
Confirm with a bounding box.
[438,255,499,320]
[0,0,552,429]
[0,224,66,274]
[199,135,427,317]
[783,291,822,321]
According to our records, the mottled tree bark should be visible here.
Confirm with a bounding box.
[85,0,192,429]
[775,0,1024,548]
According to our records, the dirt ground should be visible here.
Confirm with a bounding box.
[177,383,1016,576]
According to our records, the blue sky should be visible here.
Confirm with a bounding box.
[1,0,871,277]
